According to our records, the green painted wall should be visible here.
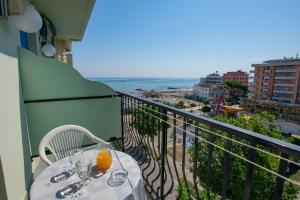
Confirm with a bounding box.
[18,48,121,156]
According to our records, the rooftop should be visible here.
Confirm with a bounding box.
[252,57,300,67]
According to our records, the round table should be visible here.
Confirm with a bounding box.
[30,150,146,200]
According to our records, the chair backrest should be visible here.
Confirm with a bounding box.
[39,125,110,165]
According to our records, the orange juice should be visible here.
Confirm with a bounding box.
[96,150,112,171]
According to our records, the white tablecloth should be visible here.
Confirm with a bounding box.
[30,150,147,200]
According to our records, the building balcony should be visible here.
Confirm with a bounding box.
[17,90,300,200]
[272,96,294,103]
[275,69,297,73]
[273,90,296,94]
[263,82,269,86]
[275,76,296,80]
[274,83,295,87]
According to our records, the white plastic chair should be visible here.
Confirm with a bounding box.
[39,125,111,165]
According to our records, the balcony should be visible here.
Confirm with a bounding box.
[272,96,294,103]
[3,1,299,200]
[2,48,297,200]
[274,83,295,87]
[263,82,269,86]
[275,69,297,73]
[275,76,296,80]
[273,90,296,94]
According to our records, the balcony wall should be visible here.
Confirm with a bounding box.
[0,20,32,200]
[19,48,122,156]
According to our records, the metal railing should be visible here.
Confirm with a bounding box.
[118,92,300,200]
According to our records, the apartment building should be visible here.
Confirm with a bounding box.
[192,85,210,101]
[252,58,300,104]
[192,71,221,101]
[223,70,248,86]
[206,71,222,84]
[248,70,255,98]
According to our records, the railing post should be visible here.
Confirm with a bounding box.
[221,133,233,200]
[193,126,200,199]
[272,153,289,200]
[182,118,192,199]
[243,141,257,200]
[120,95,125,151]
[206,128,214,200]
[160,109,168,200]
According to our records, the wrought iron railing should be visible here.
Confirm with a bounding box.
[118,92,300,200]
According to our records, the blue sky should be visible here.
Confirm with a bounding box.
[73,0,300,78]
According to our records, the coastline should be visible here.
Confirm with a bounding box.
[88,77,198,92]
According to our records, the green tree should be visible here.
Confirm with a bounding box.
[130,104,171,137]
[190,102,197,107]
[224,80,248,104]
[203,100,210,105]
[201,105,211,115]
[176,101,185,109]
[176,182,220,200]
[131,104,161,136]
[185,112,299,200]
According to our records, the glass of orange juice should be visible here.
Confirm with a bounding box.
[96,149,112,171]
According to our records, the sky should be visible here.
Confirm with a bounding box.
[73,0,300,78]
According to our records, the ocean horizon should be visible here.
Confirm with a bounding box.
[87,77,199,92]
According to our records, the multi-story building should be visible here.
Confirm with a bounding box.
[252,58,300,104]
[192,71,222,101]
[206,71,222,84]
[192,85,210,101]
[248,70,255,98]
[222,70,248,86]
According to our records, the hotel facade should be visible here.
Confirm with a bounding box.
[252,58,300,104]
[222,70,248,86]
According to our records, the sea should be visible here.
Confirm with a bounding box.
[88,77,199,92]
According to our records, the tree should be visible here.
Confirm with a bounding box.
[224,80,248,104]
[190,102,197,107]
[201,105,211,115]
[203,100,209,105]
[176,101,185,109]
[130,104,170,137]
[184,112,299,200]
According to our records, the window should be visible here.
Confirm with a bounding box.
[0,0,8,18]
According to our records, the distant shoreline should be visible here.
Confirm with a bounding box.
[88,77,198,92]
